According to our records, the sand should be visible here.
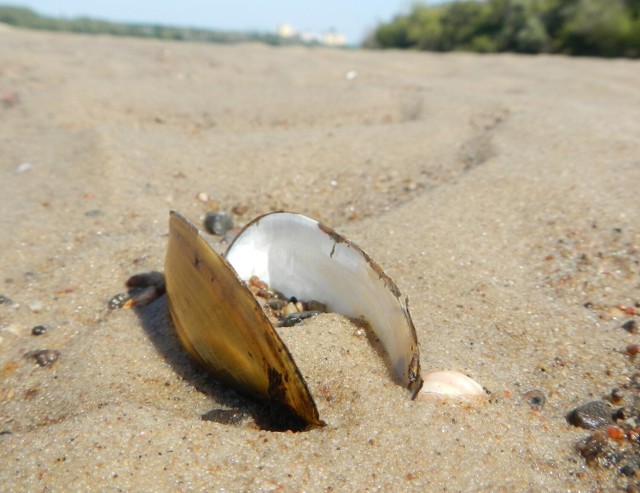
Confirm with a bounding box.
[1,25,639,491]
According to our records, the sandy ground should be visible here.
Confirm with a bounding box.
[1,25,639,491]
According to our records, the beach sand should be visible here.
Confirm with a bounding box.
[1,25,639,491]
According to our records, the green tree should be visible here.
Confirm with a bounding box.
[557,0,633,56]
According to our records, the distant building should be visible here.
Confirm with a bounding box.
[277,23,346,47]
[322,30,346,47]
[277,23,295,39]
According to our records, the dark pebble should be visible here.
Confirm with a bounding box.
[620,465,636,477]
[266,299,287,311]
[622,320,638,333]
[84,209,102,218]
[567,400,612,429]
[610,388,624,404]
[0,294,12,305]
[32,349,61,367]
[204,212,233,236]
[279,311,322,327]
[307,300,328,312]
[523,389,546,410]
[31,325,47,336]
[612,407,628,421]
[108,292,130,309]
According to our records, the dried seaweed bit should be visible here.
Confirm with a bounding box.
[567,400,613,429]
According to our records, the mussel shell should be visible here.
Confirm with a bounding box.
[226,212,422,393]
[165,211,322,428]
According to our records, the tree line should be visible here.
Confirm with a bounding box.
[366,0,640,57]
[0,6,290,45]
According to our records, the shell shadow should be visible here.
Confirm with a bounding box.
[126,272,309,431]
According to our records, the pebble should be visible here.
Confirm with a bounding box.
[108,292,130,309]
[620,465,636,477]
[283,302,299,316]
[523,389,546,410]
[279,311,322,327]
[31,349,61,367]
[266,299,287,311]
[610,388,624,404]
[307,300,327,312]
[204,212,233,236]
[0,295,12,305]
[231,204,249,215]
[622,320,638,333]
[31,325,47,336]
[567,400,612,429]
[626,344,640,357]
[84,209,102,218]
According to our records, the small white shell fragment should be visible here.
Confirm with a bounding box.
[15,162,32,174]
[416,370,485,399]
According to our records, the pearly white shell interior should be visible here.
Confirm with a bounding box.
[225,212,418,388]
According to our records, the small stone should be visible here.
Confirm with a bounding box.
[523,389,546,410]
[231,204,249,215]
[0,295,12,305]
[266,299,287,311]
[196,191,209,203]
[567,400,612,429]
[307,300,327,312]
[610,388,624,404]
[32,349,60,367]
[108,292,130,309]
[31,325,47,336]
[607,424,625,440]
[204,212,233,236]
[283,302,298,316]
[622,320,638,333]
[279,311,322,327]
[626,344,640,357]
[84,209,102,218]
[620,465,636,477]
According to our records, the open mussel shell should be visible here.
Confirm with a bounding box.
[165,210,422,428]
[226,212,422,393]
[165,211,322,428]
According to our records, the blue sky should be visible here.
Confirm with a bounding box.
[15,1,417,44]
